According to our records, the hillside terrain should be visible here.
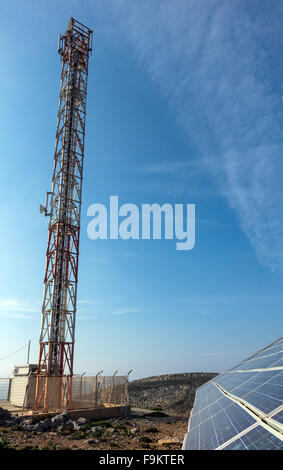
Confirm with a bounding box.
[129,372,217,415]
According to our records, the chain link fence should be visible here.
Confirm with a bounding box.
[71,375,128,409]
[0,378,11,402]
[1,374,129,411]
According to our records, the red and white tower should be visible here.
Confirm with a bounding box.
[34,18,93,411]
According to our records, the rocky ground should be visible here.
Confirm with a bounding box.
[0,372,216,451]
[0,409,188,451]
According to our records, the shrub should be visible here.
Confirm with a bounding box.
[139,436,153,443]
[0,433,11,450]
[144,427,160,433]
[92,429,103,438]
[80,423,92,431]
[91,420,111,428]
[69,431,85,440]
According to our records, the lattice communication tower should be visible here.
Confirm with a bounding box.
[34,18,93,410]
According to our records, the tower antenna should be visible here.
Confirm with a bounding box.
[34,18,93,411]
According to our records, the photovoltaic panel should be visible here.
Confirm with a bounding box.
[183,336,283,450]
[269,409,283,425]
[221,370,283,415]
[251,344,283,360]
[215,371,258,391]
[230,352,283,371]
[189,395,234,430]
[229,338,283,371]
[191,383,224,414]
[222,425,283,450]
[184,400,257,450]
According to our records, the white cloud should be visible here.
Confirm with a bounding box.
[197,218,227,227]
[94,0,283,270]
[112,309,140,315]
[201,352,225,358]
[0,298,38,313]
[136,159,204,175]
[0,312,34,320]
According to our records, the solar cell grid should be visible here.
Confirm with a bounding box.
[243,370,281,384]
[249,340,283,356]
[189,395,233,430]
[185,426,200,450]
[199,419,219,449]
[213,371,257,391]
[183,336,283,450]
[192,383,224,414]
[224,403,256,432]
[186,402,256,449]
[226,371,283,415]
[222,425,283,450]
[251,345,283,361]
[270,357,283,368]
[225,370,280,396]
[241,389,282,414]
[270,409,283,425]
[229,338,283,371]
[210,406,251,447]
[231,352,282,371]
[188,411,200,430]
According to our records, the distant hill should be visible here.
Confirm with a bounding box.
[129,372,217,415]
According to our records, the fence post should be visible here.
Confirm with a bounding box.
[22,371,32,415]
[110,370,118,404]
[79,372,86,407]
[7,378,12,402]
[126,370,132,404]
[95,370,103,408]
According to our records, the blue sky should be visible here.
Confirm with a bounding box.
[0,0,283,379]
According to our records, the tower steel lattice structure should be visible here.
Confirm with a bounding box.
[34,18,93,411]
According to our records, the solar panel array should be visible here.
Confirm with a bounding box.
[182,336,283,450]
